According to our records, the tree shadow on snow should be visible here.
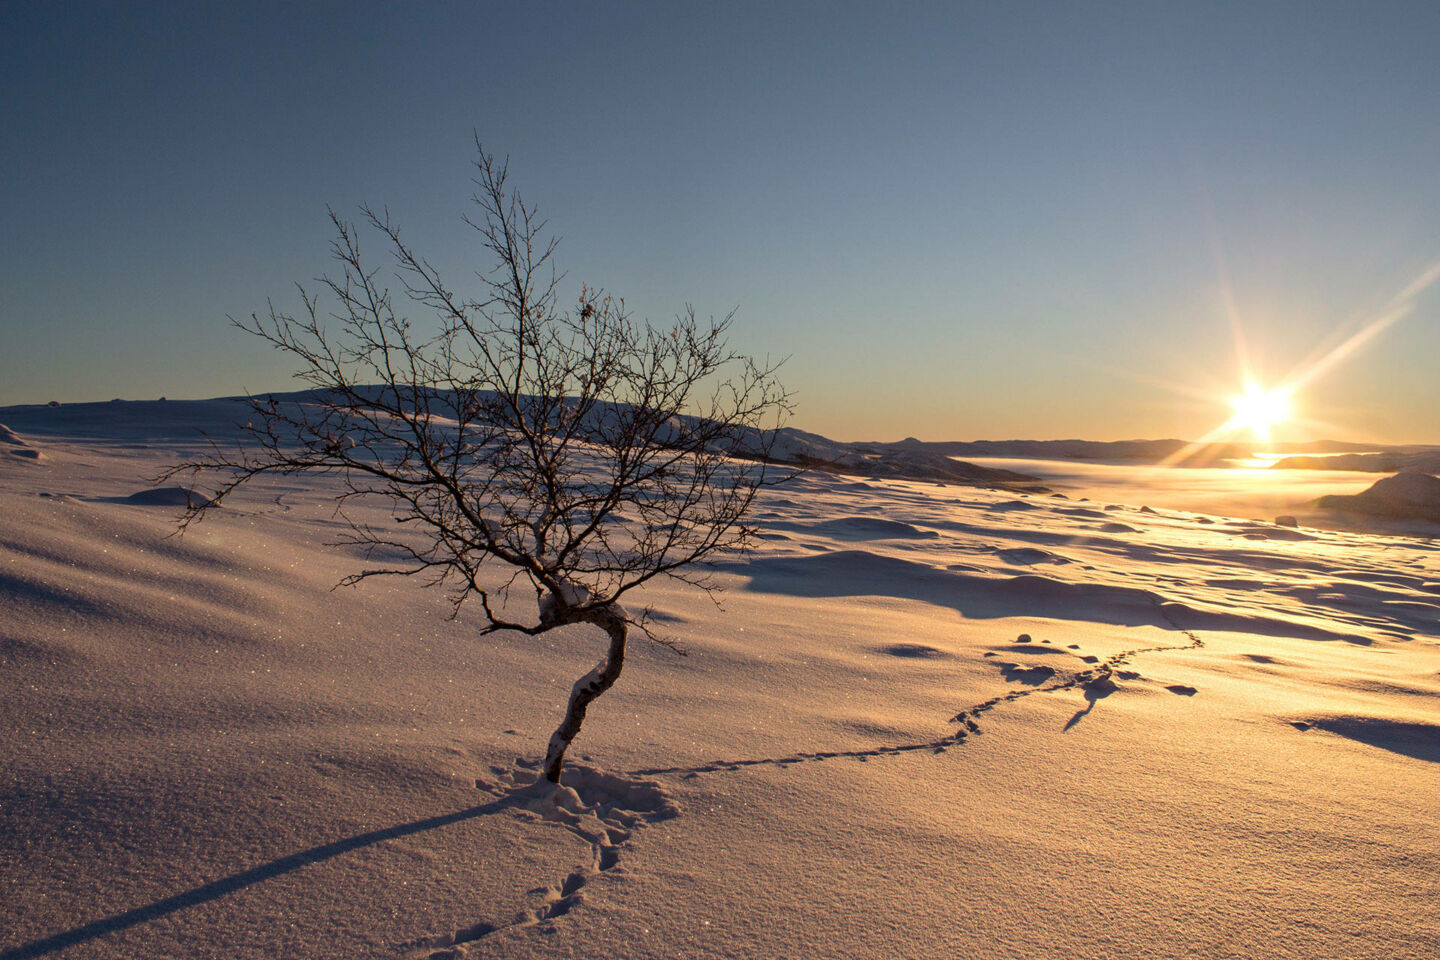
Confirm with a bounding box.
[0,798,520,960]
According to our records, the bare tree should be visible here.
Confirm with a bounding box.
[168,142,790,784]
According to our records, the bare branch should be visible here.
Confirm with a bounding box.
[170,140,792,782]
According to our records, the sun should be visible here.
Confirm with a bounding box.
[1229,382,1293,442]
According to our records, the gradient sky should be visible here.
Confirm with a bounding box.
[4,1,1438,442]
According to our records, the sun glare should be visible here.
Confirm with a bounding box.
[1229,383,1293,442]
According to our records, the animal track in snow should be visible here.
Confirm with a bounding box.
[638,600,1206,777]
[397,762,676,958]
[411,605,1206,952]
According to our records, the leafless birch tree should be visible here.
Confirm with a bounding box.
[168,142,790,784]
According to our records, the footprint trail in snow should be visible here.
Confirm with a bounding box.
[406,603,1206,954]
[398,763,678,958]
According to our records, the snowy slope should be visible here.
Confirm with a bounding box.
[2,403,1438,959]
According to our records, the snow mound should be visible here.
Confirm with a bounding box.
[0,424,41,460]
[1099,521,1139,533]
[877,643,948,659]
[798,516,939,540]
[996,546,1071,565]
[1223,521,1316,541]
[117,486,216,507]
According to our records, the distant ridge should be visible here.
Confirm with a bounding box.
[1316,472,1440,522]
[0,391,1045,492]
[856,437,1430,464]
[873,438,1209,461]
[1270,451,1440,473]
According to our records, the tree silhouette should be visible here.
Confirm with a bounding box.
[169,141,790,783]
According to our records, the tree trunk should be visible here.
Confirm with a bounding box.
[542,605,627,784]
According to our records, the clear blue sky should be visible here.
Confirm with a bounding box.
[4,1,1438,442]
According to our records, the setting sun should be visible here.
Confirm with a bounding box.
[1229,383,1294,441]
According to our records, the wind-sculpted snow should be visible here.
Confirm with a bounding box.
[1293,716,1440,764]
[2,402,1438,959]
[726,550,1377,644]
[634,605,1207,776]
[763,516,941,541]
[0,423,44,461]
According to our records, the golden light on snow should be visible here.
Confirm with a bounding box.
[1227,382,1294,443]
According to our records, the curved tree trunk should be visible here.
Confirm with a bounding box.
[542,605,627,784]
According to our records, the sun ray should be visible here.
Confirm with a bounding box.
[1149,251,1440,467]
[1206,207,1253,387]
[1280,255,1440,397]
[1281,304,1410,396]
[1087,361,1230,406]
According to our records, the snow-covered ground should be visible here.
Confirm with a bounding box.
[2,400,1438,959]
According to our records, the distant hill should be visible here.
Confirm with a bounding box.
[739,427,1042,487]
[852,437,1430,465]
[874,438,1208,461]
[1270,451,1440,473]
[0,392,1045,492]
[1316,472,1440,523]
